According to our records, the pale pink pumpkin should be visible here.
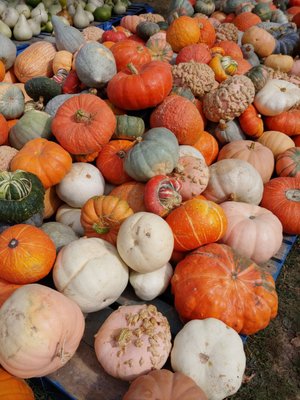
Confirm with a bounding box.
[219,201,283,264]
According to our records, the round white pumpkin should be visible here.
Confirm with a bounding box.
[53,237,129,313]
[171,318,246,400]
[129,262,173,301]
[117,212,174,273]
[179,145,205,162]
[56,162,105,208]
[55,204,84,236]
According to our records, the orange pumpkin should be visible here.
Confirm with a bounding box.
[194,16,216,48]
[0,114,9,145]
[0,279,23,308]
[233,12,262,31]
[235,57,252,75]
[111,40,152,72]
[150,95,204,145]
[258,131,295,158]
[73,151,99,163]
[193,130,219,166]
[96,140,133,185]
[0,224,56,284]
[10,138,73,189]
[52,94,116,155]
[175,43,212,64]
[166,197,227,252]
[171,242,278,335]
[110,181,146,212]
[0,367,34,399]
[0,61,5,82]
[264,110,300,137]
[80,195,134,245]
[239,104,264,138]
[216,40,243,59]
[276,147,300,178]
[43,186,63,219]
[166,16,201,52]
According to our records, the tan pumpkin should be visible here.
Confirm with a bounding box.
[241,26,276,57]
[14,42,57,83]
[264,54,294,73]
[258,131,296,158]
[52,50,73,75]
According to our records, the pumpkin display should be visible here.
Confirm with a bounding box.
[219,201,283,263]
[123,369,208,400]
[94,304,172,380]
[171,242,278,334]
[110,181,146,213]
[260,177,300,234]
[10,138,72,189]
[0,224,56,284]
[264,110,300,136]
[276,147,300,177]
[258,130,295,158]
[0,83,24,120]
[170,318,246,400]
[0,283,85,378]
[0,367,34,400]
[111,40,152,72]
[166,16,201,52]
[166,197,227,252]
[107,61,173,111]
[53,237,129,313]
[52,94,116,155]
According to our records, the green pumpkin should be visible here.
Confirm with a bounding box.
[0,170,45,224]
[253,3,273,21]
[245,65,270,93]
[124,127,179,182]
[0,83,25,120]
[157,21,169,30]
[114,115,145,140]
[24,77,62,104]
[170,86,195,102]
[194,0,216,15]
[136,21,160,41]
[168,0,194,16]
[9,110,53,150]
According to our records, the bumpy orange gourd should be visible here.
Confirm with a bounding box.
[0,367,34,399]
[166,16,201,53]
[171,242,278,335]
[0,224,56,284]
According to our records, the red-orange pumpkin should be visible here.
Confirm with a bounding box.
[276,147,300,177]
[239,104,264,139]
[194,17,216,48]
[166,197,227,252]
[175,43,212,64]
[264,110,300,136]
[52,94,116,155]
[192,131,219,166]
[166,16,201,52]
[110,181,146,212]
[0,114,9,145]
[217,40,243,59]
[233,12,262,31]
[171,242,278,335]
[110,40,152,72]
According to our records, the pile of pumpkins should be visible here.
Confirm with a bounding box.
[0,0,299,398]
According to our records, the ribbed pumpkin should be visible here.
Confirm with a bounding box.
[146,37,174,63]
[110,40,152,72]
[276,147,300,178]
[0,367,34,399]
[233,12,262,31]
[110,181,146,212]
[258,131,295,158]
[175,43,212,64]
[14,42,57,83]
[80,195,134,245]
[52,94,116,155]
[0,279,22,308]
[193,16,216,47]
[166,197,227,252]
[264,110,300,136]
[120,15,142,33]
[192,130,219,166]
[171,242,278,335]
[166,16,201,52]
[260,177,300,234]
[43,186,63,219]
[150,95,204,145]
[216,40,243,59]
[0,224,56,284]
[0,114,8,145]
[0,83,24,120]
[10,138,72,189]
[238,104,264,138]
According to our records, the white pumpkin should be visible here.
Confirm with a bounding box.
[53,237,129,313]
[117,212,174,273]
[129,262,173,301]
[56,162,105,208]
[254,79,300,116]
[179,145,205,162]
[56,204,84,236]
[171,318,246,400]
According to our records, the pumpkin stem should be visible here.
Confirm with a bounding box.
[285,189,300,202]
[92,223,110,234]
[8,239,18,248]
[75,109,92,123]
[248,142,256,150]
[218,119,227,130]
[117,150,126,159]
[228,193,237,201]
[127,63,139,75]
[88,88,98,95]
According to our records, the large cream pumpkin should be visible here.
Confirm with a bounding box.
[219,201,283,264]
[53,237,129,313]
[0,284,84,378]
[170,318,246,400]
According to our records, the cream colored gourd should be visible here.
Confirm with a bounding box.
[16,4,31,18]
[73,4,90,29]
[0,33,16,70]
[264,55,294,73]
[117,212,174,273]
[2,7,19,28]
[31,3,48,24]
[53,237,129,313]
[0,284,85,378]
[179,145,205,162]
[27,18,41,37]
[56,204,84,236]
[171,318,246,400]
[56,162,105,208]
[13,14,33,41]
[254,79,300,116]
[0,20,12,38]
[129,262,173,301]
[219,201,283,264]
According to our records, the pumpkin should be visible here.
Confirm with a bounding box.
[217,140,274,183]
[0,224,56,284]
[233,11,262,31]
[0,114,8,145]
[258,131,295,158]
[194,16,216,47]
[56,204,84,236]
[111,40,152,72]
[146,37,174,63]
[216,40,243,59]
[80,195,133,245]
[175,43,212,64]
[0,170,45,224]
[24,77,62,105]
[171,242,278,334]
[245,64,270,93]
[3,69,18,84]
[150,95,204,145]
[242,26,276,57]
[120,15,142,33]
[14,42,57,83]
[51,15,85,54]
[0,279,22,308]
[96,140,133,185]
[56,162,105,208]
[264,54,294,72]
[254,79,300,116]
[0,283,85,378]
[238,104,264,138]
[94,304,172,380]
[219,201,283,263]
[0,83,24,120]
[124,128,179,182]
[193,131,219,166]
[136,21,160,41]
[53,237,128,313]
[107,61,173,111]
[294,135,300,146]
[166,16,201,52]
[110,181,146,213]
[166,197,227,252]
[213,119,246,145]
[276,147,300,177]
[102,28,128,43]
[43,186,63,219]
[0,33,16,71]
[260,177,300,234]
[264,110,300,136]
[10,138,72,189]
[113,114,145,140]
[52,94,116,155]
[123,369,208,400]
[0,367,34,399]
[41,221,78,252]
[117,212,174,273]
[209,54,238,82]
[170,318,246,400]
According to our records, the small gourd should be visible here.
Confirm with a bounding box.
[51,15,85,54]
[0,21,12,39]
[2,8,19,28]
[73,4,90,29]
[136,21,160,41]
[0,33,16,70]
[13,15,33,41]
[113,0,127,14]
[27,17,42,36]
